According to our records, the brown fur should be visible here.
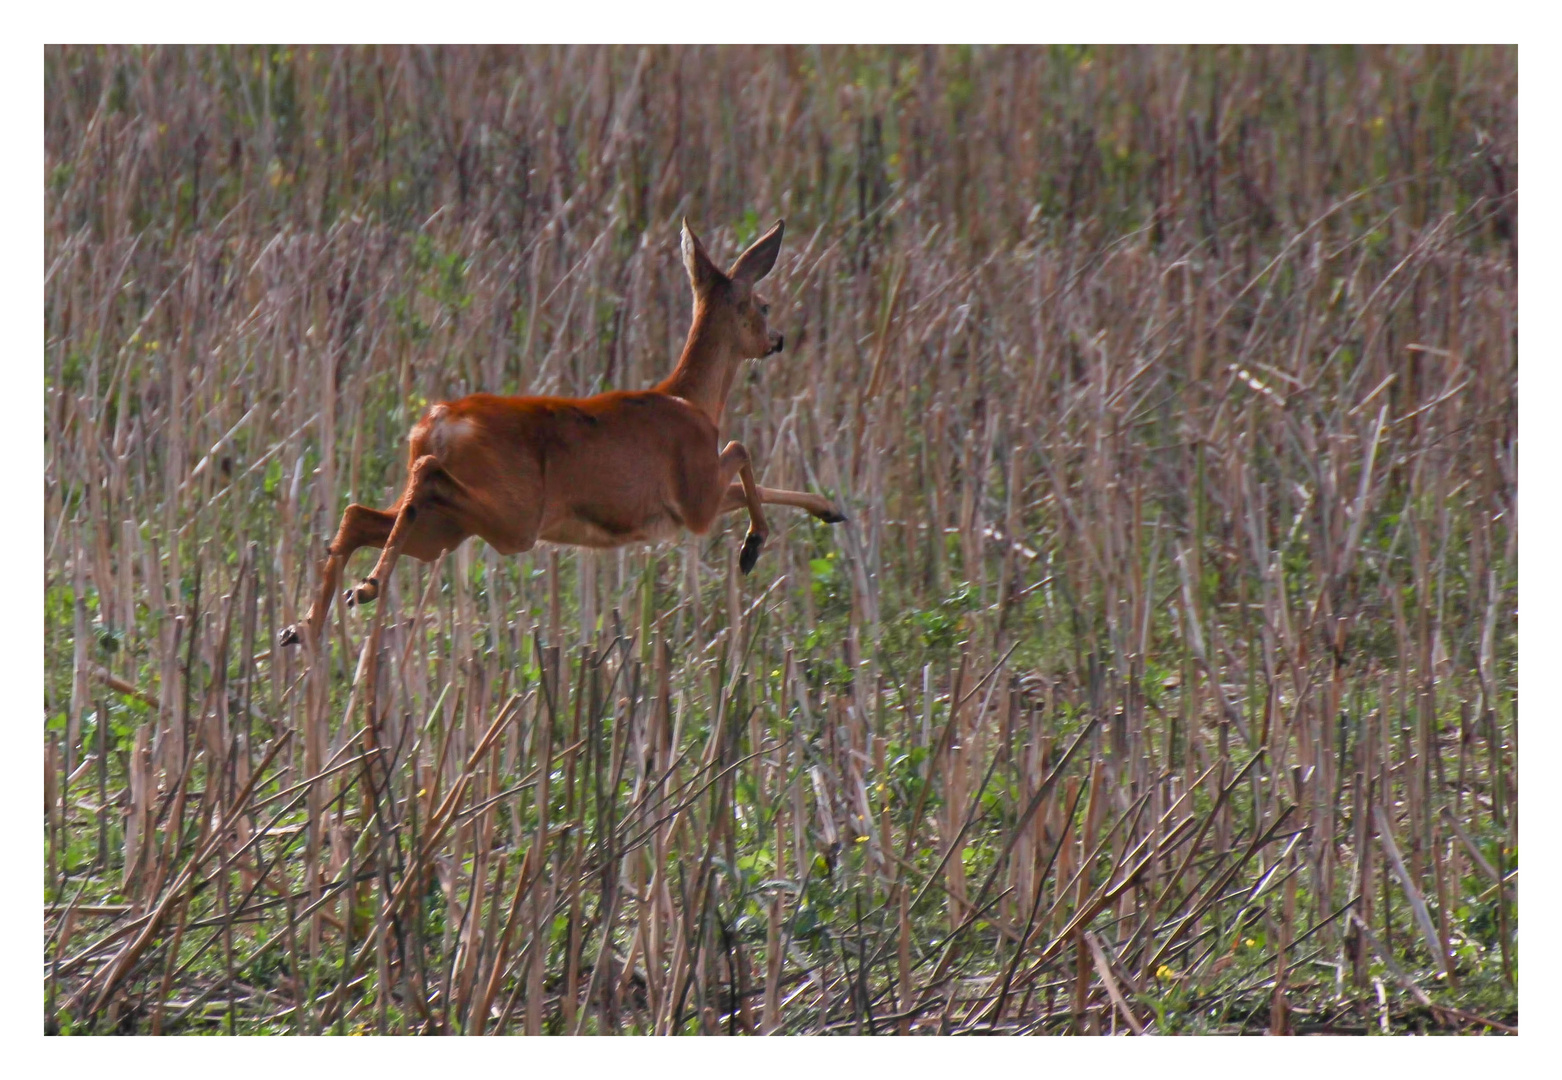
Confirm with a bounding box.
[280,218,844,648]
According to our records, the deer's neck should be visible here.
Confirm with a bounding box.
[657,308,737,426]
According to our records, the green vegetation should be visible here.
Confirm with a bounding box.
[44,45,1515,1034]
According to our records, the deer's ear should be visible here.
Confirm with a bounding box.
[729,219,784,286]
[682,219,724,296]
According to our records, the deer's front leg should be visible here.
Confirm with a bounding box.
[719,482,848,524]
[717,441,770,574]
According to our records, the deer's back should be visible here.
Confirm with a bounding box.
[408,390,721,546]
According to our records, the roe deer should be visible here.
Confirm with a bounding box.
[280,218,845,648]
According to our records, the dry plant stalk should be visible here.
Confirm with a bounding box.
[45,45,1515,1035]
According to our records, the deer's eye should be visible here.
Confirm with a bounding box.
[760,302,770,316]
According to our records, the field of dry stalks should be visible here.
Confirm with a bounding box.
[44,45,1516,1034]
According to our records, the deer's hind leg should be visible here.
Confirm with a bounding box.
[346,453,537,609]
[346,456,465,608]
[280,504,397,647]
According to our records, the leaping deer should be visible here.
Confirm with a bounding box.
[280,218,845,649]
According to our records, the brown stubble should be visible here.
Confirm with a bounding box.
[45,45,1515,1034]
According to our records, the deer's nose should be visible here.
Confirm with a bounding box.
[767,331,784,356]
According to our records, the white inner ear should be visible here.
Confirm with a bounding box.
[682,230,698,276]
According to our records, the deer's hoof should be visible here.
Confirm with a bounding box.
[739,532,766,575]
[817,506,848,524]
[278,624,301,647]
[344,576,380,608]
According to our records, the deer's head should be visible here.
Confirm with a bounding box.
[682,218,785,360]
